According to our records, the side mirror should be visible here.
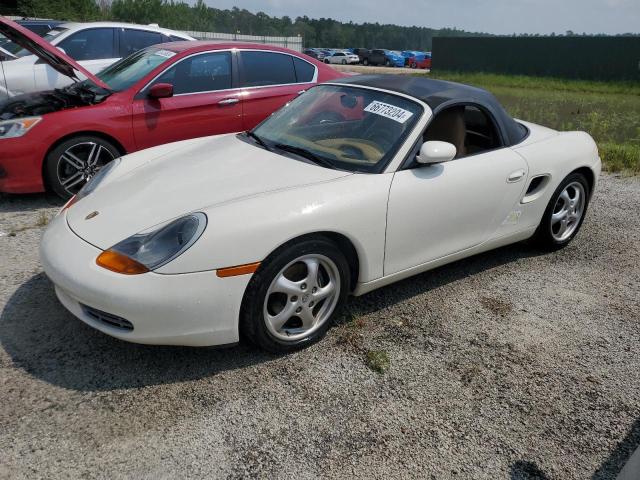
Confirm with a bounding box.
[416,141,457,165]
[148,83,174,99]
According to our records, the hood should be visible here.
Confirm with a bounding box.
[67,134,352,249]
[0,17,108,89]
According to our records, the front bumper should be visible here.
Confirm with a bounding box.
[39,212,251,346]
[0,136,47,193]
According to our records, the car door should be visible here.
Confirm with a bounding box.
[238,50,316,130]
[119,28,163,59]
[384,105,528,275]
[371,49,385,65]
[51,28,118,79]
[131,50,242,150]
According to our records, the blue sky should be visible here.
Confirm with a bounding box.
[201,0,639,34]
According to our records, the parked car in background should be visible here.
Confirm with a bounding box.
[408,52,432,69]
[348,48,369,63]
[324,51,359,65]
[0,18,63,54]
[16,18,63,36]
[401,50,422,66]
[0,18,344,198]
[0,21,194,96]
[361,49,404,67]
[303,48,325,61]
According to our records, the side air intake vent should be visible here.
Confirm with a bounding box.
[526,176,545,195]
[521,174,551,204]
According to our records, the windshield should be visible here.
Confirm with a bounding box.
[252,84,423,173]
[96,47,176,92]
[10,27,68,58]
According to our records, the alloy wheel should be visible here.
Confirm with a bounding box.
[263,254,340,342]
[56,141,116,196]
[551,181,586,242]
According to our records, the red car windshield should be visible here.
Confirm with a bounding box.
[96,47,176,92]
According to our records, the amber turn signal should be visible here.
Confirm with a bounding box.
[216,261,261,278]
[96,250,149,275]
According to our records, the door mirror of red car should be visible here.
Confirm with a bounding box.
[148,83,174,99]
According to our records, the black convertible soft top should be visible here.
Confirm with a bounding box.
[331,75,528,146]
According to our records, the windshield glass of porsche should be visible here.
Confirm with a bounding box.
[252,84,423,173]
[96,47,175,91]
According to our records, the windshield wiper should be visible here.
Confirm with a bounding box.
[273,143,335,169]
[246,131,271,151]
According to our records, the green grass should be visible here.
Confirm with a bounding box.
[426,71,640,175]
[365,350,390,374]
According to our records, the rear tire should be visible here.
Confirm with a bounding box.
[44,135,120,200]
[531,172,591,250]
[363,58,369,66]
[240,237,350,353]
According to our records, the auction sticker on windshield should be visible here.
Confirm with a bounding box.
[154,49,176,59]
[364,101,414,123]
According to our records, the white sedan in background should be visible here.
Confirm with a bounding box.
[40,76,600,352]
[0,21,193,96]
[324,51,360,65]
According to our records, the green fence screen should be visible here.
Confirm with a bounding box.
[433,36,640,81]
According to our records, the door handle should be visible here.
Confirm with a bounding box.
[218,98,239,106]
[507,169,526,183]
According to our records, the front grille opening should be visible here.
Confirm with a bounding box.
[81,304,134,331]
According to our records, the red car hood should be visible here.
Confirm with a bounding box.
[0,16,109,89]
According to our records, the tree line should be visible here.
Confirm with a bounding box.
[3,0,637,50]
[5,0,492,49]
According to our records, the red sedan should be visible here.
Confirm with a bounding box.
[0,18,344,198]
[408,53,432,70]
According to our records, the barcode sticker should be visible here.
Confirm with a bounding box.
[154,49,176,59]
[364,101,414,123]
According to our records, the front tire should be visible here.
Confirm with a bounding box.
[363,58,369,66]
[45,135,120,200]
[532,172,591,250]
[240,237,350,353]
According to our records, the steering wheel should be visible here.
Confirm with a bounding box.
[338,144,366,160]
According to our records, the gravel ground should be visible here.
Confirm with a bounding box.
[0,173,639,480]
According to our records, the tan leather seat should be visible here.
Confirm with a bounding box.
[424,106,466,158]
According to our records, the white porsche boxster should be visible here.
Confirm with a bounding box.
[40,75,601,352]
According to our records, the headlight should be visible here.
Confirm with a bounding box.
[0,117,41,139]
[96,212,207,274]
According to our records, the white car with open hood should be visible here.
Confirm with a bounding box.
[0,20,193,98]
[40,75,601,352]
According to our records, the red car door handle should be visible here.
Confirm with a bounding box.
[218,98,239,106]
